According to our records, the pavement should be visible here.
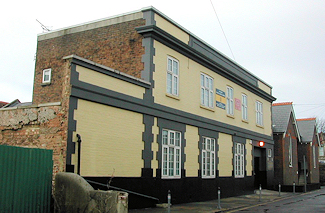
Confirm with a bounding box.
[129,189,298,213]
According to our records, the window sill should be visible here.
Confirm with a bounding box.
[202,176,216,179]
[161,176,181,179]
[256,124,264,129]
[165,93,180,100]
[41,82,51,86]
[200,105,215,112]
[242,119,249,124]
[227,114,235,119]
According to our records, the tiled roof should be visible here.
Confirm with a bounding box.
[297,118,316,143]
[272,102,294,133]
[272,102,293,106]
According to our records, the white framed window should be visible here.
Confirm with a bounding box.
[42,68,51,84]
[162,129,181,178]
[289,135,293,167]
[256,101,263,126]
[234,143,245,178]
[202,137,216,178]
[242,94,248,121]
[313,145,317,168]
[200,73,214,108]
[167,57,179,96]
[227,86,234,116]
[268,149,272,158]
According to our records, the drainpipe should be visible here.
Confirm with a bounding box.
[76,134,82,175]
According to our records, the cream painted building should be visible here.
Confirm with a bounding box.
[33,7,276,208]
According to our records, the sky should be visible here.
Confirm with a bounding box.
[1,0,324,119]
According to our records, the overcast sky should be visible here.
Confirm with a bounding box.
[1,0,324,119]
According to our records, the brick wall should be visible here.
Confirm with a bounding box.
[33,19,145,104]
[0,104,68,178]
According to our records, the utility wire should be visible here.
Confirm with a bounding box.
[209,0,236,61]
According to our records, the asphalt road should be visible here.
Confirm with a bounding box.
[230,187,325,213]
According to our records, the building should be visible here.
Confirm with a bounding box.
[0,7,276,208]
[272,102,300,187]
[297,118,320,187]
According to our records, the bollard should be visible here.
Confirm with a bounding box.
[293,182,295,194]
[259,184,262,202]
[168,190,171,213]
[278,183,281,197]
[217,187,221,209]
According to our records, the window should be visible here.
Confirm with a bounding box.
[242,94,248,121]
[268,149,272,158]
[289,135,293,167]
[200,73,214,108]
[320,146,324,157]
[42,68,51,84]
[202,137,216,178]
[162,129,181,178]
[256,101,263,126]
[234,143,244,178]
[167,57,179,96]
[227,86,234,116]
[313,145,316,168]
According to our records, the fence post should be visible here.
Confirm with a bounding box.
[168,190,171,213]
[259,184,262,202]
[217,187,221,209]
[293,181,295,194]
[278,183,281,197]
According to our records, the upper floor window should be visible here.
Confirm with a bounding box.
[227,86,234,116]
[167,57,179,96]
[242,94,248,121]
[200,73,214,108]
[162,129,181,178]
[42,68,51,84]
[202,137,216,178]
[256,101,263,126]
[234,143,244,178]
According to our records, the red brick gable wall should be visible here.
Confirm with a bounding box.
[33,19,145,104]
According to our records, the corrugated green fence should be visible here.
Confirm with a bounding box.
[0,145,53,213]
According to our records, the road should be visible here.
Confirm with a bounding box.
[230,187,325,213]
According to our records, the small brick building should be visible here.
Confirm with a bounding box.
[272,102,300,186]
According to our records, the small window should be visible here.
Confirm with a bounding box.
[256,101,263,126]
[268,149,272,158]
[227,86,234,116]
[242,94,248,121]
[166,57,179,96]
[42,68,51,84]
[289,135,293,167]
[200,73,214,108]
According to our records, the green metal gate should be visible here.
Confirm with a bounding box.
[0,145,53,213]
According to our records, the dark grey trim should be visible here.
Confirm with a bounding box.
[136,25,276,102]
[189,36,258,86]
[70,57,151,89]
[156,118,187,178]
[142,115,154,170]
[70,78,273,144]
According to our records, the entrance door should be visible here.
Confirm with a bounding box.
[254,147,267,188]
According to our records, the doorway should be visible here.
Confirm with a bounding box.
[254,147,267,188]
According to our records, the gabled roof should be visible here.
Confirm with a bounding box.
[297,118,318,144]
[1,99,32,108]
[0,101,9,108]
[272,102,296,131]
